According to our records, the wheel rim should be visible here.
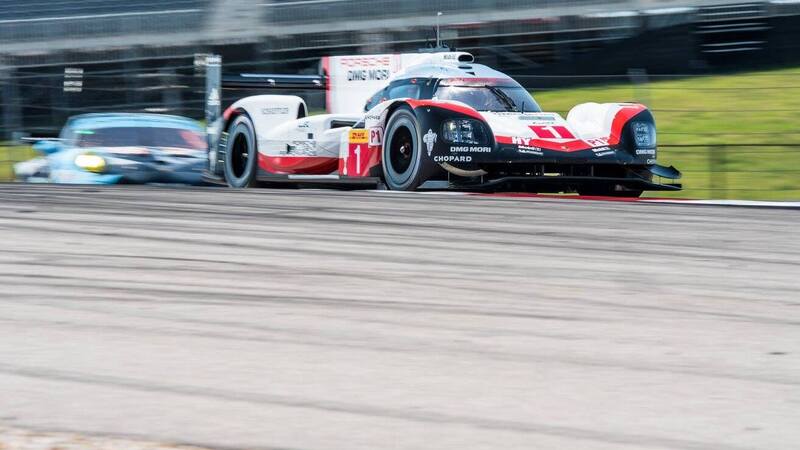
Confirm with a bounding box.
[230,132,250,179]
[388,126,414,180]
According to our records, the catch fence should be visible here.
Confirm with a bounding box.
[657,144,800,200]
[2,61,799,200]
[3,142,798,200]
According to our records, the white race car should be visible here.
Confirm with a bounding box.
[205,51,680,197]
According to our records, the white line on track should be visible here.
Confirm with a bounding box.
[643,199,800,208]
[364,190,800,208]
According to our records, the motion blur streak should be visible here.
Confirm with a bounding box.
[0,185,798,450]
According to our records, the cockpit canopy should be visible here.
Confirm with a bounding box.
[364,75,541,113]
[434,78,541,113]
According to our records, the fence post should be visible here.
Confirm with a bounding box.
[205,54,221,127]
[161,68,180,115]
[709,145,728,200]
[628,68,651,107]
[124,48,141,109]
[1,66,21,140]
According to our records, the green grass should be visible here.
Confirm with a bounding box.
[533,67,800,200]
[0,144,37,182]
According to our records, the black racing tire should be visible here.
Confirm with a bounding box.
[578,186,643,198]
[223,114,258,188]
[382,107,423,191]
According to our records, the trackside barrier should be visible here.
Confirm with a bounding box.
[657,144,800,200]
[3,142,800,201]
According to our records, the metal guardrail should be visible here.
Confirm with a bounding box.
[0,8,209,43]
[263,0,631,25]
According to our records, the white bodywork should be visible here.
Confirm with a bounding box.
[261,114,361,159]
[223,94,360,161]
[324,51,475,114]
[481,104,634,146]
[567,102,632,141]
[224,53,646,171]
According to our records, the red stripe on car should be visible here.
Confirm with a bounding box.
[259,154,339,175]
[498,104,647,152]
[607,104,647,146]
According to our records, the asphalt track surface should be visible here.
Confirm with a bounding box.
[0,184,798,450]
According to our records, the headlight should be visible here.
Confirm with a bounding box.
[442,119,487,145]
[74,154,106,173]
[631,122,656,148]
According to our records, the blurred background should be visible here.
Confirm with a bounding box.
[1,0,799,199]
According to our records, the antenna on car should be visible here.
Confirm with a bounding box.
[419,12,452,53]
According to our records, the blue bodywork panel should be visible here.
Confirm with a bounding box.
[15,113,208,185]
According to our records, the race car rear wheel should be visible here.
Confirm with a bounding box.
[382,108,423,191]
[224,115,258,188]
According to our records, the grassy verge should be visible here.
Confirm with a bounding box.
[0,144,37,182]
[533,67,800,200]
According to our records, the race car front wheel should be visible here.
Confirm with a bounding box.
[382,107,423,191]
[224,114,258,188]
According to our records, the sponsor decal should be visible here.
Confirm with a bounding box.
[585,138,610,147]
[646,158,657,165]
[450,146,492,153]
[349,129,369,144]
[434,155,473,163]
[286,140,316,156]
[518,114,556,122]
[518,146,543,155]
[338,56,391,68]
[369,128,383,146]
[64,67,84,93]
[423,129,438,156]
[511,136,542,147]
[347,69,390,82]
[207,88,220,107]
[636,148,656,156]
[262,107,289,115]
[530,125,576,140]
[297,120,311,130]
[592,147,612,153]
[595,151,615,157]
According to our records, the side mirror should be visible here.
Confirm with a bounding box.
[33,140,63,155]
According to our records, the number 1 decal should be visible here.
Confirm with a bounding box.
[530,126,575,140]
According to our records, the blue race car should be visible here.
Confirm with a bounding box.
[15,113,208,185]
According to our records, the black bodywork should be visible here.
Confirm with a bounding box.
[382,98,681,195]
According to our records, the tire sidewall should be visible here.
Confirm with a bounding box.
[382,109,422,191]
[224,115,258,188]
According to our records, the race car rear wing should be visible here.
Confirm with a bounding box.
[204,55,328,127]
[221,74,326,90]
[204,50,475,127]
